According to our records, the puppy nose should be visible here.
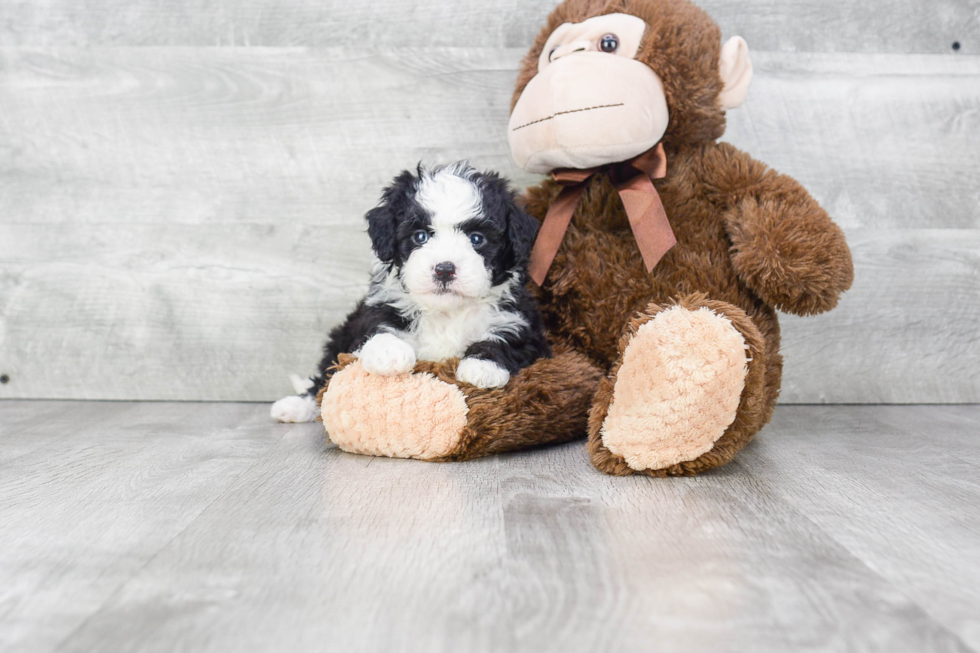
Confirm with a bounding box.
[434,262,456,282]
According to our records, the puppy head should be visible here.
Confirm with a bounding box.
[366,163,538,311]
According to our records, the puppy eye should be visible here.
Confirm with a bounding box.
[548,48,557,62]
[599,34,619,53]
[412,230,429,245]
[469,232,485,247]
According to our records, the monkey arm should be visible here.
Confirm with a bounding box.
[704,143,854,316]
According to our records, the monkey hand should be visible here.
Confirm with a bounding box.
[722,173,854,316]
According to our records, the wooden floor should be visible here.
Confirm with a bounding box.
[1,402,978,652]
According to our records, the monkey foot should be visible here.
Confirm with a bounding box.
[320,350,603,463]
[596,305,749,473]
[321,359,469,461]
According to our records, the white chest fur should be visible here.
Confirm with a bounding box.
[405,302,526,361]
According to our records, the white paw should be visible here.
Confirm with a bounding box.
[358,333,416,376]
[456,357,510,388]
[271,395,318,423]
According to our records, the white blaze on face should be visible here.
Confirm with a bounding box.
[508,13,669,174]
[401,168,492,311]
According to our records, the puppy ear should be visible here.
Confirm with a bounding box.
[507,201,539,266]
[366,205,397,262]
[474,170,540,268]
[366,170,416,263]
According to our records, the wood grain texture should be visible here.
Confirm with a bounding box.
[0,47,525,227]
[0,400,134,464]
[778,229,980,404]
[0,402,285,653]
[0,399,57,433]
[1,0,978,54]
[740,405,980,648]
[1,225,976,402]
[727,53,980,230]
[1,49,977,229]
[0,401,977,652]
[1,47,978,402]
[0,222,372,401]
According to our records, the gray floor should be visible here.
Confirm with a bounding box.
[1,402,978,653]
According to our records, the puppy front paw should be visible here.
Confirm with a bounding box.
[456,357,510,388]
[359,333,417,376]
[271,394,318,423]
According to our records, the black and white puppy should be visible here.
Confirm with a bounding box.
[271,162,551,423]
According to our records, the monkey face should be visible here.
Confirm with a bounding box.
[508,13,669,174]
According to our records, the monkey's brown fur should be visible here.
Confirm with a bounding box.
[321,0,852,476]
[509,0,853,475]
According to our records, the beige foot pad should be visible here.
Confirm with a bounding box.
[321,360,469,461]
[601,306,749,471]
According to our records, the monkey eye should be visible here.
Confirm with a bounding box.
[599,33,619,53]
[412,230,429,245]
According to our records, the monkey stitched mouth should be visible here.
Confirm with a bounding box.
[511,103,625,131]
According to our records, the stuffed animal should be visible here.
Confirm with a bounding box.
[319,0,853,476]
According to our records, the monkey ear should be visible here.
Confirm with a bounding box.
[718,36,753,110]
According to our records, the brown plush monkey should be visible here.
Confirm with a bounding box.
[320,0,853,476]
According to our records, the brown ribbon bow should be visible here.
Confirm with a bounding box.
[528,143,675,286]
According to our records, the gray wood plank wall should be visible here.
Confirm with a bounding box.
[1,2,978,402]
